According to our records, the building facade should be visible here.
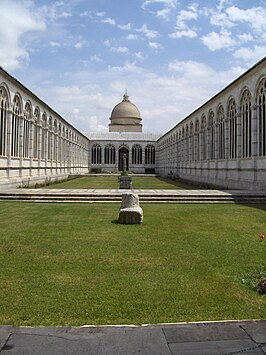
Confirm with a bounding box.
[87,132,158,174]
[0,68,89,186]
[157,57,266,190]
[0,57,265,189]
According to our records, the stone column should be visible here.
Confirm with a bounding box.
[251,104,258,157]
[236,112,242,159]
[251,103,258,184]
[29,120,34,176]
[19,115,24,177]
[6,110,12,177]
[38,125,42,176]
[45,128,48,175]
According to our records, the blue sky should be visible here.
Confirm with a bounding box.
[0,0,265,134]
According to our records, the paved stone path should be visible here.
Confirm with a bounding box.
[0,321,265,354]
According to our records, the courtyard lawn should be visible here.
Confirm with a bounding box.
[44,176,196,189]
[0,202,265,326]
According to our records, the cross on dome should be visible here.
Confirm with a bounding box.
[123,90,130,102]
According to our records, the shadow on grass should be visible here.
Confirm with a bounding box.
[241,203,266,212]
[156,176,204,189]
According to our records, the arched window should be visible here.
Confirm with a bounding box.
[11,95,21,157]
[208,110,215,160]
[41,113,47,160]
[228,98,237,159]
[58,123,62,161]
[195,119,199,161]
[201,115,207,160]
[104,144,116,164]
[92,144,102,164]
[0,86,8,156]
[178,129,182,162]
[190,122,194,161]
[62,126,66,161]
[185,125,189,162]
[53,120,57,161]
[47,117,53,160]
[132,144,142,164]
[217,105,225,160]
[241,89,252,158]
[23,101,31,158]
[145,144,155,165]
[257,78,266,157]
[33,107,40,159]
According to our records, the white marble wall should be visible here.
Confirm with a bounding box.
[157,58,266,190]
[0,69,89,186]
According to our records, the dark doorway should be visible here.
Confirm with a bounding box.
[118,146,129,171]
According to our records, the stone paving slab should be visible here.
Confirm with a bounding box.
[168,339,264,354]
[163,321,250,342]
[1,326,171,355]
[0,321,265,355]
[241,320,266,343]
[0,327,12,351]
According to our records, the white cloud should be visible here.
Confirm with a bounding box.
[104,39,128,53]
[142,0,177,10]
[169,6,198,39]
[209,10,235,29]
[134,52,145,60]
[233,45,266,66]
[108,61,144,74]
[90,55,103,63]
[110,46,129,53]
[104,40,111,47]
[201,30,235,51]
[118,23,131,30]
[226,6,266,34]
[102,18,116,25]
[0,0,46,70]
[142,0,177,20]
[80,11,88,17]
[74,41,86,49]
[41,2,72,22]
[96,12,106,17]
[87,116,108,132]
[169,29,197,39]
[208,4,266,35]
[149,42,163,50]
[237,33,254,43]
[126,34,138,40]
[175,9,198,31]
[49,41,61,47]
[136,24,159,39]
[156,8,171,20]
[59,12,72,18]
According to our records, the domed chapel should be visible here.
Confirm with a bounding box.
[87,92,158,173]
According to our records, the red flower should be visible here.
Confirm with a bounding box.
[259,233,265,239]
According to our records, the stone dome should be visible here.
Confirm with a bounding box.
[109,93,142,133]
[111,94,141,119]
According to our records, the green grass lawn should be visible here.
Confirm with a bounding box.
[44,176,196,189]
[0,202,265,326]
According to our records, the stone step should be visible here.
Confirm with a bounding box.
[0,192,266,203]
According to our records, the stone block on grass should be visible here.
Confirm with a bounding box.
[118,192,143,224]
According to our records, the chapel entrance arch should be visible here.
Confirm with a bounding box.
[118,146,129,172]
